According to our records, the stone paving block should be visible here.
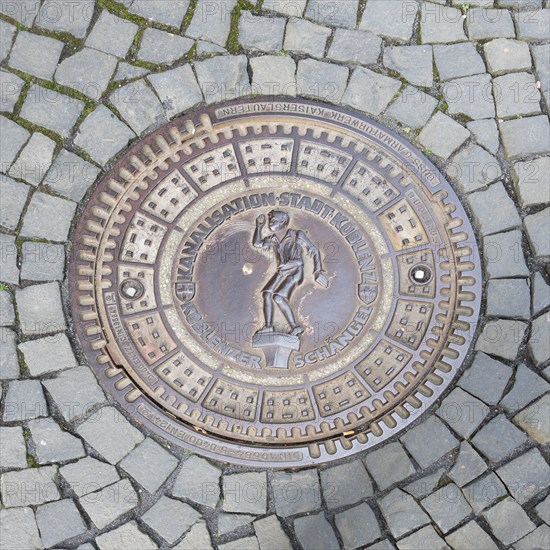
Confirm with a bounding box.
[418,112,470,160]
[110,79,166,136]
[0,234,18,285]
[463,471,507,514]
[0,175,29,231]
[223,472,267,514]
[42,366,105,422]
[9,132,56,186]
[515,9,550,41]
[0,507,41,550]
[468,182,521,235]
[445,520,497,550]
[16,283,66,336]
[297,58,349,102]
[535,495,550,525]
[218,537,260,550]
[115,62,150,82]
[305,0,358,27]
[119,437,178,493]
[272,469,321,517]
[529,312,550,364]
[366,540,395,550]
[512,156,550,208]
[433,43,486,81]
[378,488,431,539]
[475,319,527,360]
[449,442,488,487]
[0,328,18,380]
[404,469,445,499]
[174,520,213,550]
[142,496,200,544]
[21,85,85,137]
[86,10,138,58]
[20,242,64,282]
[294,512,339,550]
[383,45,433,87]
[3,379,47,422]
[1,0,40,26]
[472,414,528,463]
[334,502,381,549]
[328,28,381,66]
[524,208,550,259]
[218,513,254,535]
[386,86,437,129]
[444,74,496,120]
[284,17,330,57]
[29,417,85,464]
[501,364,549,414]
[500,115,550,160]
[483,498,535,546]
[466,8,515,39]
[420,3,467,43]
[0,20,16,63]
[484,38,532,77]
[0,69,24,112]
[74,105,135,166]
[364,442,416,491]
[43,149,100,202]
[138,28,194,65]
[263,0,307,16]
[239,11,285,53]
[400,415,459,469]
[60,456,119,497]
[0,426,27,469]
[250,55,297,96]
[18,335,76,380]
[483,230,529,279]
[185,0,237,47]
[35,498,87,547]
[1,466,59,507]
[36,0,93,38]
[80,478,138,530]
[532,43,550,93]
[467,118,499,155]
[196,40,227,55]
[514,394,550,445]
[497,0,543,5]
[321,459,373,509]
[96,520,157,549]
[515,525,550,550]
[342,67,400,115]
[493,72,541,119]
[128,0,190,27]
[397,525,449,550]
[487,278,530,319]
[55,48,118,101]
[360,0,419,42]
[195,55,250,104]
[148,64,203,119]
[0,290,15,326]
[8,31,63,80]
[421,483,473,533]
[497,448,549,505]
[253,515,292,550]
[0,116,30,171]
[172,455,221,508]
[436,387,489,438]
[77,406,144,464]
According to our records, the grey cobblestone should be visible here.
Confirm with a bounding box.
[138,28,194,66]
[185,0,237,47]
[484,38,532,76]
[95,520,157,549]
[494,72,541,119]
[239,11,285,53]
[433,43,486,81]
[18,332,76,377]
[448,442,488,487]
[483,230,529,279]
[272,469,321,517]
[8,31,64,80]
[174,520,213,550]
[20,85,85,138]
[0,116,30,171]
[515,9,550,41]
[335,502,381,549]
[16,283,66,336]
[129,0,189,27]
[483,498,535,545]
[397,525,448,550]
[421,483,473,533]
[515,525,550,550]
[501,364,549,413]
[305,0,358,27]
[250,55,297,96]
[223,472,267,514]
[383,45,433,87]
[420,3,467,44]
[436,387,489,438]
[253,515,292,550]
[9,132,56,186]
[0,291,15,326]
[487,278,531,319]
[0,20,16,63]
[1,465,59,507]
[284,17,330,58]
[532,43,550,93]
[467,119,499,155]
[462,471,507,514]
[466,8,515,40]
[218,536,260,550]
[386,86,437,129]
[524,207,550,259]
[195,55,250,104]
[360,0,418,42]
[86,10,138,58]
[172,455,221,508]
[418,112,470,160]
[445,521,498,550]
[500,115,550,160]
[512,156,550,208]
[342,67,400,115]
[0,175,29,231]
[148,65,203,119]
[35,498,87,548]
[294,512,339,550]
[475,319,527,360]
[364,442,416,491]
[74,105,136,166]
[472,414,528,462]
[29,417,85,464]
[142,496,200,544]
[0,507,41,550]
[115,62,149,81]
[263,0,307,17]
[514,393,550,445]
[379,488,430,539]
[60,456,119,497]
[0,328,18,379]
[3,379,47,422]
[529,311,550,364]
[321,459,373,509]
[218,513,253,535]
[36,0,93,38]
[297,58,348,102]
[533,273,550,315]
[0,0,39,25]
[444,74,496,120]
[404,468,444,499]
[328,29,381,66]
[449,144,502,194]
[0,426,27,469]
[535,495,550,525]
[0,233,19,285]
[0,69,24,112]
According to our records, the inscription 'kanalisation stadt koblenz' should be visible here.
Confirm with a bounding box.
[70,98,481,467]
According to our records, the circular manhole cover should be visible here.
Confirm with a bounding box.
[69,98,482,467]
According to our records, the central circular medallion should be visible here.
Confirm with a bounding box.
[69,98,482,467]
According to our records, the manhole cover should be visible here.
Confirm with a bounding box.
[69,98,482,467]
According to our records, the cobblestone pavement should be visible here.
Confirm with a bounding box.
[0,0,549,549]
